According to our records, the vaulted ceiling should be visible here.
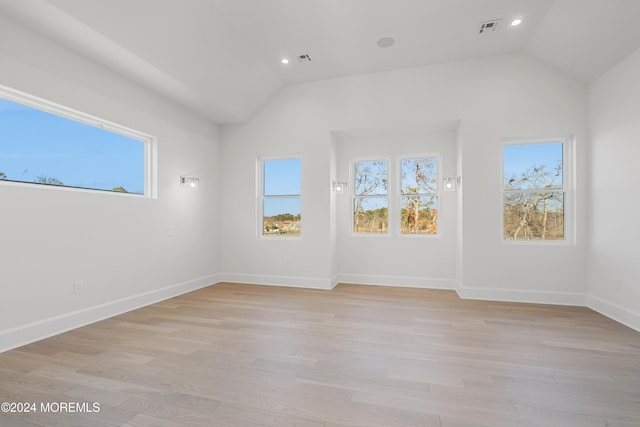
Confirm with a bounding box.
[1,0,639,124]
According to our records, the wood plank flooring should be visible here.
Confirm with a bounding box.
[1,283,639,426]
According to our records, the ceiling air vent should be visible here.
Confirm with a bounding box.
[297,54,312,63]
[479,19,502,34]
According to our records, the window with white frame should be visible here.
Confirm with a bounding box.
[0,86,154,196]
[503,139,571,241]
[353,159,388,233]
[260,157,301,237]
[400,157,439,234]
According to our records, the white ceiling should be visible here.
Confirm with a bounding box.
[1,0,639,125]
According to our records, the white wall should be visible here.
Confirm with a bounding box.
[456,61,588,305]
[219,96,334,288]
[0,14,220,351]
[220,53,589,302]
[0,10,605,352]
[334,129,458,289]
[329,135,339,283]
[588,47,640,331]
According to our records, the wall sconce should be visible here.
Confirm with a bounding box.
[180,176,199,191]
[332,181,347,194]
[443,177,461,192]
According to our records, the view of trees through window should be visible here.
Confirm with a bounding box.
[503,141,565,240]
[262,158,301,236]
[400,157,438,234]
[353,160,388,233]
[0,96,146,194]
[352,157,440,235]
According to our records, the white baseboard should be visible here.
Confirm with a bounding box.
[0,274,219,354]
[219,273,334,290]
[456,285,587,306]
[330,275,340,289]
[336,273,456,290]
[588,294,640,333]
[4,273,637,354]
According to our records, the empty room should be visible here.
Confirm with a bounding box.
[1,0,640,426]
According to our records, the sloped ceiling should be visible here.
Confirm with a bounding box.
[524,0,640,83]
[0,0,639,124]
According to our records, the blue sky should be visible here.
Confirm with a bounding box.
[354,160,387,196]
[263,158,301,216]
[503,142,563,188]
[401,157,437,194]
[0,98,144,194]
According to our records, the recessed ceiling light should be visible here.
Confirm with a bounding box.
[377,36,395,48]
[511,19,522,26]
[281,58,289,64]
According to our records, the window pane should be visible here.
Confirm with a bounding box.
[503,192,564,240]
[263,198,301,236]
[354,160,388,196]
[0,98,145,194]
[264,158,301,196]
[400,196,438,234]
[401,158,437,194]
[504,142,563,190]
[353,197,388,233]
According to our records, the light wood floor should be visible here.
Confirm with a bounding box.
[1,283,640,427]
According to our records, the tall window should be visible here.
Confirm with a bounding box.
[0,86,154,196]
[261,158,301,237]
[400,157,438,234]
[353,160,388,233]
[503,140,569,241]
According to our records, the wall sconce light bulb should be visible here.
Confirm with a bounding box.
[180,176,199,191]
[332,180,347,194]
[443,177,457,192]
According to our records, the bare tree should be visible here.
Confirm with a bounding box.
[401,158,437,234]
[504,162,563,240]
[354,161,388,233]
[35,175,64,186]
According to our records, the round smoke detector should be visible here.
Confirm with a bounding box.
[376,36,395,48]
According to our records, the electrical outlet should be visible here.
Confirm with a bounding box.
[167,226,174,237]
[73,280,83,294]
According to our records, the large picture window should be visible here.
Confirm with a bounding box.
[400,157,438,234]
[0,86,154,196]
[261,157,301,237]
[503,139,570,241]
[353,159,388,234]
